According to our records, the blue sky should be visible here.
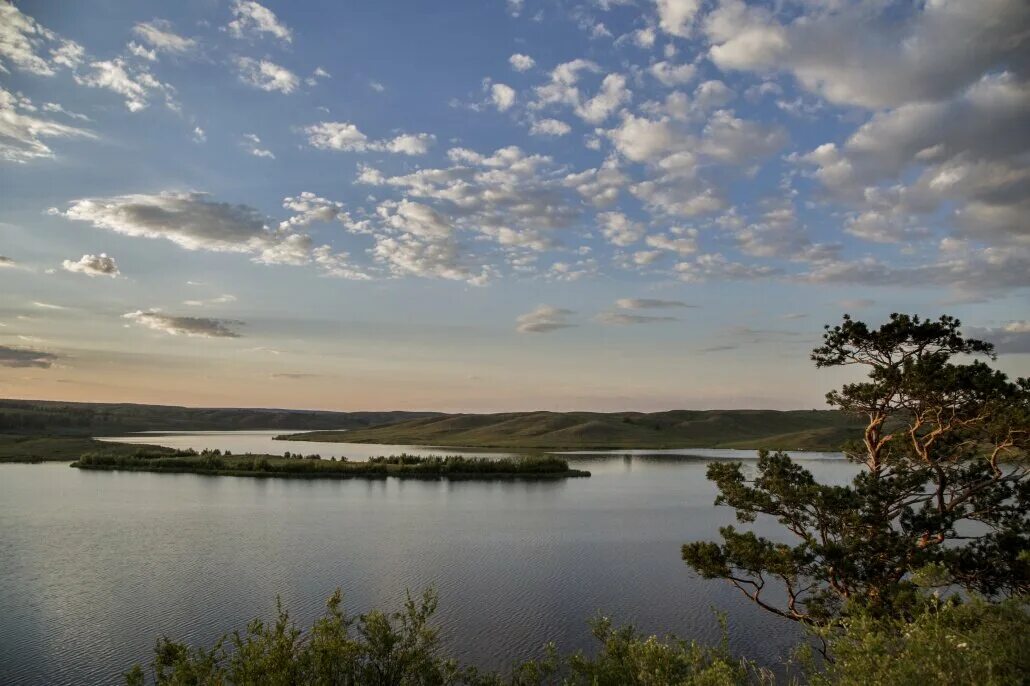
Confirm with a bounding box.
[1,0,1027,411]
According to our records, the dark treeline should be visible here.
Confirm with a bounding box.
[73,451,589,480]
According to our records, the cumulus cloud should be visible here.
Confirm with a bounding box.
[509,53,535,71]
[490,83,517,111]
[61,253,119,277]
[304,121,434,155]
[615,298,693,309]
[529,118,571,136]
[704,0,1029,109]
[575,73,631,123]
[597,211,643,247]
[0,345,58,368]
[0,88,95,162]
[676,253,780,282]
[516,305,575,333]
[0,255,15,268]
[226,0,292,43]
[656,0,702,38]
[124,310,243,338]
[280,192,348,230]
[649,61,696,87]
[234,56,298,94]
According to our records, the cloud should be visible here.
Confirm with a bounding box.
[0,345,58,368]
[0,88,95,162]
[0,255,15,268]
[74,58,176,111]
[676,253,780,282]
[704,0,1029,110]
[490,83,516,111]
[967,321,1030,354]
[33,301,66,310]
[124,310,243,338]
[597,211,643,247]
[596,311,677,325]
[226,1,292,43]
[241,133,274,158]
[61,253,119,277]
[234,57,298,94]
[0,1,64,75]
[516,305,575,333]
[183,294,237,307]
[615,298,693,309]
[133,20,196,54]
[529,118,571,136]
[55,191,357,274]
[649,61,696,87]
[575,73,630,123]
[509,53,535,71]
[655,0,702,38]
[280,192,348,230]
[304,121,434,155]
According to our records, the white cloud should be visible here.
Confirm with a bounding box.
[649,61,696,87]
[304,121,434,155]
[598,211,644,247]
[227,1,292,43]
[704,0,1030,109]
[655,0,702,38]
[575,73,630,123]
[234,56,298,94]
[74,58,176,111]
[676,253,780,282]
[645,229,698,256]
[183,294,237,307]
[516,305,575,333]
[280,192,348,230]
[62,253,119,277]
[700,109,786,164]
[241,133,274,158]
[124,310,243,338]
[0,1,59,75]
[133,20,196,54]
[529,118,571,136]
[490,83,516,111]
[0,88,95,162]
[509,53,535,71]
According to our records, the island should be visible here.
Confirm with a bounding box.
[70,448,590,480]
[277,409,864,451]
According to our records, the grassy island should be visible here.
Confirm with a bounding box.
[70,449,589,480]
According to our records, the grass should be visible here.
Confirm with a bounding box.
[70,450,590,480]
[0,434,177,463]
[280,409,864,451]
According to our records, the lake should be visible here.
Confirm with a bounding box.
[0,431,855,685]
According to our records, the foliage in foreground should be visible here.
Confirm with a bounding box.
[125,590,1029,686]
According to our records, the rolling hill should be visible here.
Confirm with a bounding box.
[0,399,439,436]
[281,410,865,451]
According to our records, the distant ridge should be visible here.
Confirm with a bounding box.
[282,409,864,451]
[0,398,439,436]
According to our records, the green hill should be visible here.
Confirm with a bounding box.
[281,410,864,451]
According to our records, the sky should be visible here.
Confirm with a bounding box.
[0,0,1027,412]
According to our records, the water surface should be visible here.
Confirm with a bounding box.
[1,431,854,685]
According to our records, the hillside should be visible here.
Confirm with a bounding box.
[281,410,864,451]
[0,399,438,436]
